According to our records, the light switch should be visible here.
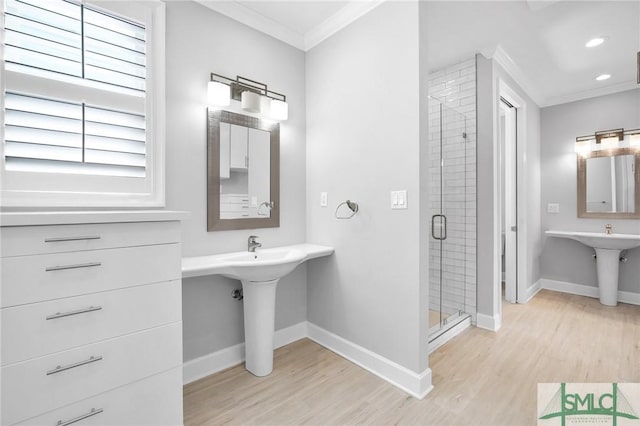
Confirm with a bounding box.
[391,190,408,209]
[320,192,328,207]
[547,203,560,213]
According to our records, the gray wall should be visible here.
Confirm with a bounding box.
[305,1,427,373]
[164,2,308,362]
[540,89,640,291]
[477,55,542,319]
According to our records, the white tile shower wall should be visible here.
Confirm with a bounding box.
[428,58,477,326]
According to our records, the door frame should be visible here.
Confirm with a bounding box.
[494,79,528,323]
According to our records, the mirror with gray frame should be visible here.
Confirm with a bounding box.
[578,148,640,219]
[207,109,280,231]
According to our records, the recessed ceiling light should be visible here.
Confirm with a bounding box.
[585,37,605,48]
[595,74,611,81]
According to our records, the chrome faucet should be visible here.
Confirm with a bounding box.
[605,224,613,235]
[248,235,262,252]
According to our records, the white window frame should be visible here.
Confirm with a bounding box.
[0,0,166,207]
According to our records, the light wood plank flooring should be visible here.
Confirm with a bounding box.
[183,290,640,425]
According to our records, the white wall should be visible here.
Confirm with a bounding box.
[305,1,426,374]
[540,89,640,291]
[477,55,541,319]
[164,1,307,361]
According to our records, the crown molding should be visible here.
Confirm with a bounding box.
[194,0,306,50]
[489,45,546,107]
[543,81,639,108]
[304,0,386,51]
[195,1,386,52]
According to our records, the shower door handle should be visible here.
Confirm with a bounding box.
[431,214,447,241]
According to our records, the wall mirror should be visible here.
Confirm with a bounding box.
[578,148,640,219]
[207,109,280,231]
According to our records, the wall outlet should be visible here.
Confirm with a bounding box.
[547,203,560,214]
[391,190,408,209]
[320,192,328,207]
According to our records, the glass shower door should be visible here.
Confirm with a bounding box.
[428,101,475,338]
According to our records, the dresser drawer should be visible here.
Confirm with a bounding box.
[1,244,181,307]
[1,221,181,257]
[2,322,182,425]
[2,280,182,366]
[13,367,183,426]
[220,203,249,212]
[221,194,249,203]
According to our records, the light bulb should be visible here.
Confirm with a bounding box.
[208,81,230,106]
[600,136,619,150]
[241,91,261,113]
[270,99,288,121]
[260,96,271,115]
[574,140,593,156]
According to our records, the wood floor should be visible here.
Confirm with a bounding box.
[183,290,640,425]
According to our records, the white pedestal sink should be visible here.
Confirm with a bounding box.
[182,244,334,376]
[545,231,640,306]
[215,248,306,376]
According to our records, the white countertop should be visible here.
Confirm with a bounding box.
[182,243,334,279]
[0,210,189,227]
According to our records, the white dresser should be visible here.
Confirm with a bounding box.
[0,211,185,426]
[220,194,250,219]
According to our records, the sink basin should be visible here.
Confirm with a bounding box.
[545,230,640,250]
[218,248,307,282]
[545,230,640,306]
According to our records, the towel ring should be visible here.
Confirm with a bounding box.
[258,201,275,216]
[335,200,359,219]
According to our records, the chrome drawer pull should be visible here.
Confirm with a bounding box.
[46,355,102,375]
[56,408,103,426]
[45,236,101,243]
[46,262,102,272]
[46,306,102,320]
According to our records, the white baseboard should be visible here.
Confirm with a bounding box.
[520,279,542,304]
[476,312,502,332]
[184,321,432,399]
[183,321,308,385]
[541,279,640,306]
[306,322,433,399]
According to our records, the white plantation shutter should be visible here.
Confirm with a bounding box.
[3,0,146,178]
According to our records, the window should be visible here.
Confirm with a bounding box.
[1,0,165,207]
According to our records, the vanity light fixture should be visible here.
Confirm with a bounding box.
[575,129,640,155]
[209,72,288,121]
[595,74,611,81]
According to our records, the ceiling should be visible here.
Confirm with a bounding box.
[197,0,640,108]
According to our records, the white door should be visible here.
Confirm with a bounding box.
[500,98,518,304]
